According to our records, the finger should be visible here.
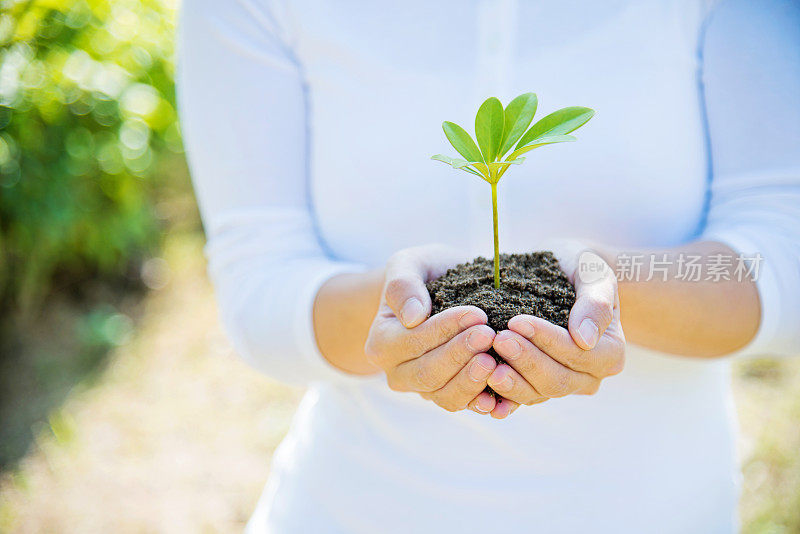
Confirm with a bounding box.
[603,303,626,345]
[569,252,617,349]
[383,256,431,328]
[468,391,497,415]
[492,329,600,398]
[428,353,496,412]
[390,324,495,392]
[367,305,487,368]
[486,364,548,406]
[490,398,520,419]
[507,315,624,378]
[383,246,463,328]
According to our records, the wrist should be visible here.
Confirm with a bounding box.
[313,269,384,376]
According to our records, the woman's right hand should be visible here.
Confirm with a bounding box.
[364,245,499,415]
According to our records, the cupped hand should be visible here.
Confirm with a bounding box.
[364,245,499,414]
[486,243,626,419]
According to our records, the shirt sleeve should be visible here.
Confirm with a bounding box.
[700,0,800,357]
[176,0,365,384]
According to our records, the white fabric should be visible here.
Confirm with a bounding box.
[176,0,800,532]
[699,0,800,358]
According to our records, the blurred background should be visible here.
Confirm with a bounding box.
[0,1,798,532]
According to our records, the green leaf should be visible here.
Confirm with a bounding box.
[499,93,537,157]
[488,157,525,172]
[506,135,576,161]
[516,106,594,149]
[442,121,484,163]
[431,154,469,168]
[474,97,505,163]
[431,154,485,178]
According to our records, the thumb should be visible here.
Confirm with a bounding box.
[568,250,617,350]
[382,251,433,328]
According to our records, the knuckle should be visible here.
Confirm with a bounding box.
[535,332,557,354]
[364,322,393,365]
[370,316,392,340]
[580,380,601,396]
[561,351,583,371]
[605,350,626,377]
[364,346,383,369]
[447,343,471,368]
[588,297,614,326]
[430,391,463,412]
[364,348,380,367]
[402,333,427,358]
[433,314,459,341]
[457,386,477,402]
[512,352,537,378]
[543,371,573,398]
[607,326,627,349]
[437,401,461,413]
[363,336,381,364]
[385,373,405,392]
[456,374,481,397]
[363,338,376,360]
[415,363,440,392]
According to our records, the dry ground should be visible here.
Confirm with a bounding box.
[1,231,798,533]
[0,233,302,533]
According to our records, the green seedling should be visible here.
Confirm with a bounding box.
[432,93,594,288]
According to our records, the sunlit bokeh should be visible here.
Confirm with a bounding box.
[0,0,183,314]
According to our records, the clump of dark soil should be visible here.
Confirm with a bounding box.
[426,252,576,396]
[427,251,575,332]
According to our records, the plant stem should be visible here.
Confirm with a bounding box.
[491,181,499,289]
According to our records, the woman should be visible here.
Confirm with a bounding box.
[177,0,800,531]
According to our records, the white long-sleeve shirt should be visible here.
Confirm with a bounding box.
[176,0,800,532]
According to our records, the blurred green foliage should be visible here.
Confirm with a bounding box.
[0,0,184,313]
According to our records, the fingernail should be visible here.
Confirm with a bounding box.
[489,371,513,393]
[467,329,492,351]
[468,357,493,382]
[496,337,521,360]
[577,318,599,349]
[475,397,493,413]
[400,297,424,326]
[514,318,535,338]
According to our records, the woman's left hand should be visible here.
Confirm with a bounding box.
[486,243,626,419]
